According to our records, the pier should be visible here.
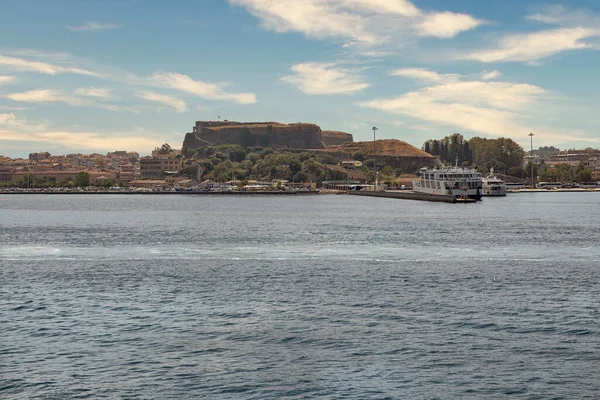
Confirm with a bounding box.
[348,190,463,203]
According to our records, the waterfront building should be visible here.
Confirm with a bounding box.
[12,170,117,183]
[322,180,361,190]
[140,155,182,179]
[339,160,363,168]
[0,166,13,182]
[548,151,590,167]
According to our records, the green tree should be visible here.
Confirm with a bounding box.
[469,137,525,171]
[352,152,365,161]
[577,168,592,182]
[155,143,173,155]
[293,171,309,182]
[74,172,91,187]
[431,140,440,156]
[423,142,431,154]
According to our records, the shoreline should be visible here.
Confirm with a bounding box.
[508,188,600,193]
[0,190,320,195]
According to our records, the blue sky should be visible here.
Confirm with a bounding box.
[1,0,600,157]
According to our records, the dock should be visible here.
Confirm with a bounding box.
[348,190,468,203]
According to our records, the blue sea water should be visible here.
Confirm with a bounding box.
[1,193,599,399]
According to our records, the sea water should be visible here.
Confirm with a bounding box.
[1,193,599,399]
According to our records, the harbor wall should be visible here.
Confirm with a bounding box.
[349,190,458,203]
[183,121,336,151]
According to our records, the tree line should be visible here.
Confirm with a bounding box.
[183,144,407,184]
[423,133,525,175]
[0,172,116,189]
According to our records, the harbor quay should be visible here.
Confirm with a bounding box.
[349,190,458,203]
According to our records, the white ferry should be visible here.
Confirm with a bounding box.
[482,168,507,196]
[413,165,483,200]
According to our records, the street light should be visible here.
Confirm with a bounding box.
[529,132,535,188]
[372,126,378,190]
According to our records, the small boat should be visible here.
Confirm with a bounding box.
[482,168,507,196]
[455,195,477,203]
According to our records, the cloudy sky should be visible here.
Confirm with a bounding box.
[1,0,599,157]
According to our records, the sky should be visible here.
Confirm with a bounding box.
[1,0,600,158]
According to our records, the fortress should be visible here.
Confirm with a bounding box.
[181,120,435,171]
[182,120,353,151]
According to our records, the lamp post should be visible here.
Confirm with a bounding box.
[346,152,350,193]
[529,132,535,188]
[372,126,378,190]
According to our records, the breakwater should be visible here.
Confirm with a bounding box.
[349,190,459,203]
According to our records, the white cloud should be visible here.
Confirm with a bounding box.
[0,54,102,77]
[74,87,112,98]
[418,12,483,38]
[6,89,85,106]
[0,76,15,85]
[229,0,483,52]
[149,72,256,104]
[136,91,188,112]
[0,112,46,130]
[358,68,593,144]
[343,0,421,17]
[281,62,370,95]
[390,68,461,83]
[66,22,118,32]
[466,27,600,63]
[464,6,600,64]
[6,89,134,113]
[480,70,501,80]
[525,5,598,26]
[0,113,164,153]
[0,50,257,106]
[229,0,377,45]
[196,105,215,112]
[0,106,29,111]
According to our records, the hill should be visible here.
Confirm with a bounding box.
[330,139,433,158]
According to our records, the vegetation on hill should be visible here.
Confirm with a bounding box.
[423,133,473,166]
[0,172,116,189]
[533,146,560,158]
[422,134,595,183]
[538,163,592,183]
[183,144,411,184]
[423,133,525,175]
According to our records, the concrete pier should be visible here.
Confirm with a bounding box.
[348,190,463,203]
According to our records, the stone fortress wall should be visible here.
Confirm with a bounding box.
[183,120,354,151]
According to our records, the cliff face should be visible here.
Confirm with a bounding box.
[322,131,353,146]
[183,121,328,151]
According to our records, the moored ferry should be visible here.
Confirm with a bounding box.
[413,165,483,200]
[482,168,507,196]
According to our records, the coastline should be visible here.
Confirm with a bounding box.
[0,190,320,195]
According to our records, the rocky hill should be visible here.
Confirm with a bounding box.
[323,139,436,171]
[334,139,433,158]
[183,120,353,151]
[322,131,353,146]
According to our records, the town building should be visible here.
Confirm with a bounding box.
[140,155,182,179]
[339,160,363,168]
